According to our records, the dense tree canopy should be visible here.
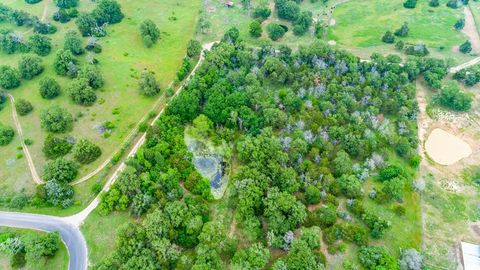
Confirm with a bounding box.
[18,55,44,80]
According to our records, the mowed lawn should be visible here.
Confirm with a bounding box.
[0,0,201,197]
[328,0,466,49]
[0,227,69,270]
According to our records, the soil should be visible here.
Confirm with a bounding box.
[462,6,480,52]
[425,128,472,165]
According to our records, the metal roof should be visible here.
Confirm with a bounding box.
[461,242,480,270]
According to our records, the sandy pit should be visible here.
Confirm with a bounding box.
[425,128,472,165]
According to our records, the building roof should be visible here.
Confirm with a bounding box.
[461,242,480,270]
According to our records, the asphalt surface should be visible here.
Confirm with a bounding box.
[0,211,87,270]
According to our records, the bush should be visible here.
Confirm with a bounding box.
[454,18,465,30]
[39,77,61,99]
[358,246,399,270]
[54,0,77,8]
[139,19,160,48]
[176,58,192,81]
[9,194,28,209]
[394,22,409,37]
[78,65,104,89]
[436,80,472,111]
[43,158,78,183]
[18,55,44,80]
[72,139,102,164]
[399,248,423,270]
[305,184,321,204]
[459,40,472,54]
[25,0,42,4]
[40,106,74,133]
[27,34,52,56]
[15,99,33,116]
[429,0,439,7]
[0,66,21,90]
[403,0,417,8]
[187,39,202,58]
[253,6,271,21]
[53,49,78,76]
[249,20,263,38]
[43,135,73,159]
[139,70,161,96]
[382,31,395,43]
[0,124,15,146]
[267,23,286,41]
[67,78,97,106]
[405,44,429,56]
[64,30,84,55]
[92,0,124,25]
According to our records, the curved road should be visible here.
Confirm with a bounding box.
[0,42,217,270]
[0,212,87,270]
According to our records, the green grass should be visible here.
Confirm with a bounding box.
[81,209,133,268]
[328,0,469,59]
[0,227,69,270]
[0,0,201,200]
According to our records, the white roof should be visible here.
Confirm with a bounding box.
[462,242,480,270]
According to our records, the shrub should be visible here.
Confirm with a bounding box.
[39,78,61,99]
[267,23,286,41]
[0,124,15,146]
[305,184,321,204]
[78,65,104,89]
[253,6,271,21]
[139,19,160,48]
[0,66,21,89]
[403,0,417,8]
[382,31,395,43]
[53,49,78,76]
[399,248,423,270]
[67,78,97,106]
[43,135,73,159]
[459,40,472,54]
[92,0,124,25]
[18,55,44,80]
[54,0,78,8]
[249,20,263,38]
[72,139,102,164]
[429,0,439,7]
[15,99,33,116]
[436,80,472,111]
[394,22,409,37]
[40,105,73,133]
[454,18,465,30]
[27,34,52,56]
[358,246,399,270]
[43,158,78,183]
[139,70,161,96]
[405,44,429,56]
[25,0,42,4]
[64,30,84,55]
[187,39,202,58]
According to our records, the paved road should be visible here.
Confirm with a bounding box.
[0,211,87,270]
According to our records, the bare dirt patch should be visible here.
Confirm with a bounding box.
[425,128,472,165]
[462,6,480,52]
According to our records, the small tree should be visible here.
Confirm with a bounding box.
[15,99,33,116]
[72,139,102,164]
[454,18,465,30]
[399,248,423,270]
[267,23,286,41]
[429,0,439,7]
[39,78,61,99]
[78,65,104,89]
[139,70,160,96]
[0,66,21,89]
[27,34,52,56]
[305,184,321,204]
[54,0,78,8]
[403,0,417,8]
[64,30,84,55]
[249,20,263,38]
[459,40,472,54]
[395,40,405,50]
[53,49,78,76]
[75,13,97,37]
[43,157,78,183]
[43,135,73,159]
[186,39,202,58]
[92,0,124,25]
[0,124,15,146]
[436,80,472,111]
[139,19,160,48]
[18,55,44,80]
[253,6,271,21]
[67,78,97,106]
[40,105,73,133]
[394,22,409,37]
[382,31,395,43]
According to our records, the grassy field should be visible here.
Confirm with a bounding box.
[196,0,331,47]
[81,209,133,269]
[0,0,201,200]
[0,227,69,270]
[328,0,472,61]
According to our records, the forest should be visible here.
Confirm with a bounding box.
[90,28,438,269]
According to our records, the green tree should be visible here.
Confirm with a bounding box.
[27,34,52,56]
[358,246,399,270]
[436,80,472,111]
[39,77,61,99]
[382,31,395,43]
[249,20,263,38]
[305,184,321,204]
[93,0,124,24]
[459,40,472,54]
[139,19,160,48]
[15,99,33,116]
[333,150,352,176]
[253,6,271,21]
[18,55,44,80]
[264,188,306,235]
[78,65,104,89]
[429,0,439,7]
[267,23,286,41]
[72,139,102,164]
[0,65,20,89]
[54,0,78,8]
[0,124,15,146]
[53,49,78,76]
[231,243,270,270]
[64,30,84,55]
[40,105,73,133]
[43,135,73,159]
[67,78,97,106]
[403,0,417,8]
[139,70,161,96]
[454,18,465,30]
[75,13,97,36]
[43,157,78,183]
[394,22,409,37]
[187,39,202,58]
